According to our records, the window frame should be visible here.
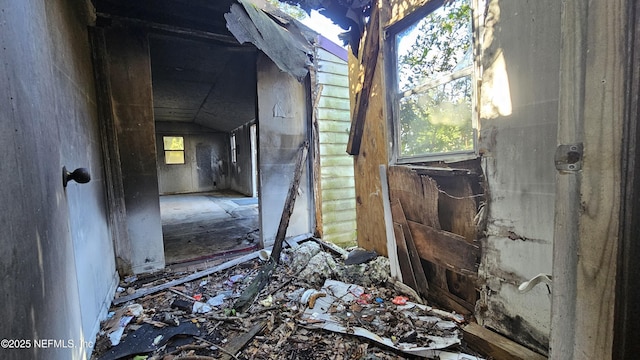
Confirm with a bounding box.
[385,0,479,164]
[230,133,237,164]
[162,135,185,165]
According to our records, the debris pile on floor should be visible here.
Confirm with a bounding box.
[91,238,484,360]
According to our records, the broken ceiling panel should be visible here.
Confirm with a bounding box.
[225,0,314,81]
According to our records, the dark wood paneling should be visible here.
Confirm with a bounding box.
[407,220,479,275]
[391,200,429,297]
[388,166,440,229]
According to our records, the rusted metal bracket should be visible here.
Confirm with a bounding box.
[554,143,583,171]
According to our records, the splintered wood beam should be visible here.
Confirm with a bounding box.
[391,200,429,297]
[234,141,309,312]
[379,165,402,279]
[346,0,380,155]
[393,223,418,291]
[463,323,547,360]
[219,320,267,360]
[270,141,309,262]
[407,220,479,275]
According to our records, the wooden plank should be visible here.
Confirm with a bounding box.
[552,0,624,358]
[346,0,380,155]
[234,142,309,312]
[429,285,473,315]
[391,200,429,297]
[463,323,547,360]
[270,141,309,262]
[387,166,441,229]
[219,320,267,360]
[350,25,388,257]
[312,77,323,239]
[445,270,477,306]
[407,220,479,275]
[393,223,417,290]
[380,165,402,280]
[614,1,640,358]
[437,177,478,242]
[113,251,260,305]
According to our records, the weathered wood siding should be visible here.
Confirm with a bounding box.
[316,47,357,247]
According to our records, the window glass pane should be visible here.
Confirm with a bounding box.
[396,0,472,92]
[399,76,473,157]
[230,134,237,163]
[165,150,185,164]
[163,136,184,150]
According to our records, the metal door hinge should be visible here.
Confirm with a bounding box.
[555,143,583,171]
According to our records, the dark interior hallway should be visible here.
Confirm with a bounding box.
[160,191,259,265]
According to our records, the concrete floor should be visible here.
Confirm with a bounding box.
[160,191,259,265]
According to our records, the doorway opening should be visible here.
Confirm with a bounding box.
[149,34,261,266]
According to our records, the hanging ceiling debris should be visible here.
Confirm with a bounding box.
[225,0,317,81]
[276,0,373,55]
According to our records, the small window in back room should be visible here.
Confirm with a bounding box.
[230,133,237,164]
[163,136,185,164]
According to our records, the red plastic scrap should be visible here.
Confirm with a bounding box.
[392,296,408,305]
[356,293,373,304]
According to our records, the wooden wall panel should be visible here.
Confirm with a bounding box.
[349,12,389,256]
[436,177,478,241]
[388,166,441,229]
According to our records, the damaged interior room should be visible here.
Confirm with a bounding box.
[1,0,639,359]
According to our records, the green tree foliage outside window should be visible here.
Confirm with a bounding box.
[395,0,474,158]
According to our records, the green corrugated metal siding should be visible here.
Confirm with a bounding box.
[316,46,356,247]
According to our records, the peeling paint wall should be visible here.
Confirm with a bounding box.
[0,0,118,358]
[476,0,561,354]
[156,122,230,194]
[257,54,313,246]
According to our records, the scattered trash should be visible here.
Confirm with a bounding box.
[299,251,338,285]
[98,322,200,360]
[192,301,212,314]
[344,248,378,265]
[259,294,273,307]
[206,291,232,307]
[258,249,271,261]
[284,241,321,273]
[125,303,143,317]
[92,239,486,360]
[224,274,244,286]
[392,295,409,305]
[108,315,133,346]
[299,279,483,359]
[299,289,326,309]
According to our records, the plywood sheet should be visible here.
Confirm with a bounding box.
[350,31,389,256]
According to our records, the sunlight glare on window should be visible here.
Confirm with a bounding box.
[163,136,185,164]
